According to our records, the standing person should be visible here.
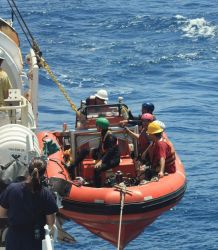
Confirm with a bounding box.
[0,157,58,250]
[0,53,12,106]
[0,52,12,126]
[144,122,176,179]
[93,117,120,187]
[124,113,154,156]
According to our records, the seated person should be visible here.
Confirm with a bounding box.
[68,117,120,187]
[143,122,176,180]
[93,117,120,187]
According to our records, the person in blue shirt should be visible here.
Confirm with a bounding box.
[0,157,58,250]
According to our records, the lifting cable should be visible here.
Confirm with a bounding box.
[6,0,80,116]
[114,183,132,250]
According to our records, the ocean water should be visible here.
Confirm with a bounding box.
[1,0,218,249]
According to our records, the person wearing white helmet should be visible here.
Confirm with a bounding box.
[85,89,108,106]
[0,51,12,126]
[95,89,108,104]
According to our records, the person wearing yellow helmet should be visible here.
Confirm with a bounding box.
[93,117,120,187]
[143,121,176,179]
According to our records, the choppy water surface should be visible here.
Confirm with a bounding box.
[1,0,218,249]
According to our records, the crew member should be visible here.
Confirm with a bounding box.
[93,117,120,187]
[124,113,154,156]
[0,157,58,250]
[0,52,12,126]
[144,122,176,179]
[121,102,155,127]
[85,89,108,106]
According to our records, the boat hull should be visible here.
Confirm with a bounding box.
[60,187,185,248]
[37,128,186,249]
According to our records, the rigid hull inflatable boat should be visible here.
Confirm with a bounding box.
[37,104,187,249]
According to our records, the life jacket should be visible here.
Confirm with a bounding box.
[163,137,176,173]
[100,130,118,154]
[138,129,150,155]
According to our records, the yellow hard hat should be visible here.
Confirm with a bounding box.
[146,121,163,134]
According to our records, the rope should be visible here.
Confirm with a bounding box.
[6,0,81,116]
[6,0,35,48]
[114,183,132,250]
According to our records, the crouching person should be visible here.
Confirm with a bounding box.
[94,117,120,188]
[144,122,176,180]
[0,157,58,250]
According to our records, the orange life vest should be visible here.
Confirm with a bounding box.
[163,137,176,173]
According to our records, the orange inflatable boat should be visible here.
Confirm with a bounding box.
[37,103,186,249]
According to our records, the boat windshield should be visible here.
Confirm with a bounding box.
[85,104,120,119]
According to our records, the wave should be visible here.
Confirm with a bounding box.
[175,15,216,39]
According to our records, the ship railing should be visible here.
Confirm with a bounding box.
[0,89,36,130]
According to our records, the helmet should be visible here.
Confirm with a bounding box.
[153,120,166,130]
[96,117,109,129]
[95,89,108,100]
[142,102,155,113]
[141,113,154,121]
[146,121,163,134]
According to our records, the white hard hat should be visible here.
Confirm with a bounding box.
[95,89,108,100]
[153,120,166,130]
[0,49,5,60]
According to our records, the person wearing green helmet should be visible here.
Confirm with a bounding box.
[142,121,176,180]
[93,117,120,187]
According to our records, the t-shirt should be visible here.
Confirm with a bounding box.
[148,140,175,173]
[0,182,58,227]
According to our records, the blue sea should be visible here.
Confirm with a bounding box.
[1,0,218,249]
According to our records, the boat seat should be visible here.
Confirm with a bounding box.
[81,156,136,183]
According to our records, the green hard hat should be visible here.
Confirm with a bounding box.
[96,117,109,129]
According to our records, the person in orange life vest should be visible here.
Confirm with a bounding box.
[124,113,154,156]
[145,121,176,179]
[94,117,120,188]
